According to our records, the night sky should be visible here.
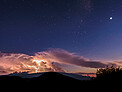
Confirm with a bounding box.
[1,0,122,61]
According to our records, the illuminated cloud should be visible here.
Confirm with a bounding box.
[0,49,111,75]
[113,61,122,67]
[35,49,107,68]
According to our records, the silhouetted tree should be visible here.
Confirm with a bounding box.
[95,66,122,80]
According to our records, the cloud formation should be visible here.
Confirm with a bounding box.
[113,61,122,67]
[36,49,106,68]
[0,49,109,75]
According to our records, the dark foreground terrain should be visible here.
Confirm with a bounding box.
[0,72,121,91]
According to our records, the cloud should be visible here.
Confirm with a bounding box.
[0,49,110,75]
[35,48,107,68]
[0,66,8,74]
[112,61,122,67]
[114,61,122,64]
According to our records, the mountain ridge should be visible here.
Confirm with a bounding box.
[8,72,90,80]
[0,72,121,91]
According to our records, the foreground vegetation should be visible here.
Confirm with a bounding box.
[0,66,121,91]
[95,66,122,80]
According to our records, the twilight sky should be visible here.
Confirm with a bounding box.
[0,0,122,74]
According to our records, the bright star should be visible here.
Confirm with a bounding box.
[110,17,113,20]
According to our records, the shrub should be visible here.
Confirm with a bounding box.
[95,66,122,80]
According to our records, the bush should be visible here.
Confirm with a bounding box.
[95,66,122,80]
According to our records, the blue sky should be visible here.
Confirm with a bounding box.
[0,0,122,61]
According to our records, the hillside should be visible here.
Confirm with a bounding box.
[0,72,121,91]
[8,72,90,80]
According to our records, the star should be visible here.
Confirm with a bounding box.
[109,17,113,20]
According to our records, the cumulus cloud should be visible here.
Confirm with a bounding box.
[0,49,110,75]
[35,49,107,68]
[0,66,8,74]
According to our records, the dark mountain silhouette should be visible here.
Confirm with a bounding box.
[8,72,90,80]
[0,72,121,91]
[30,72,82,81]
